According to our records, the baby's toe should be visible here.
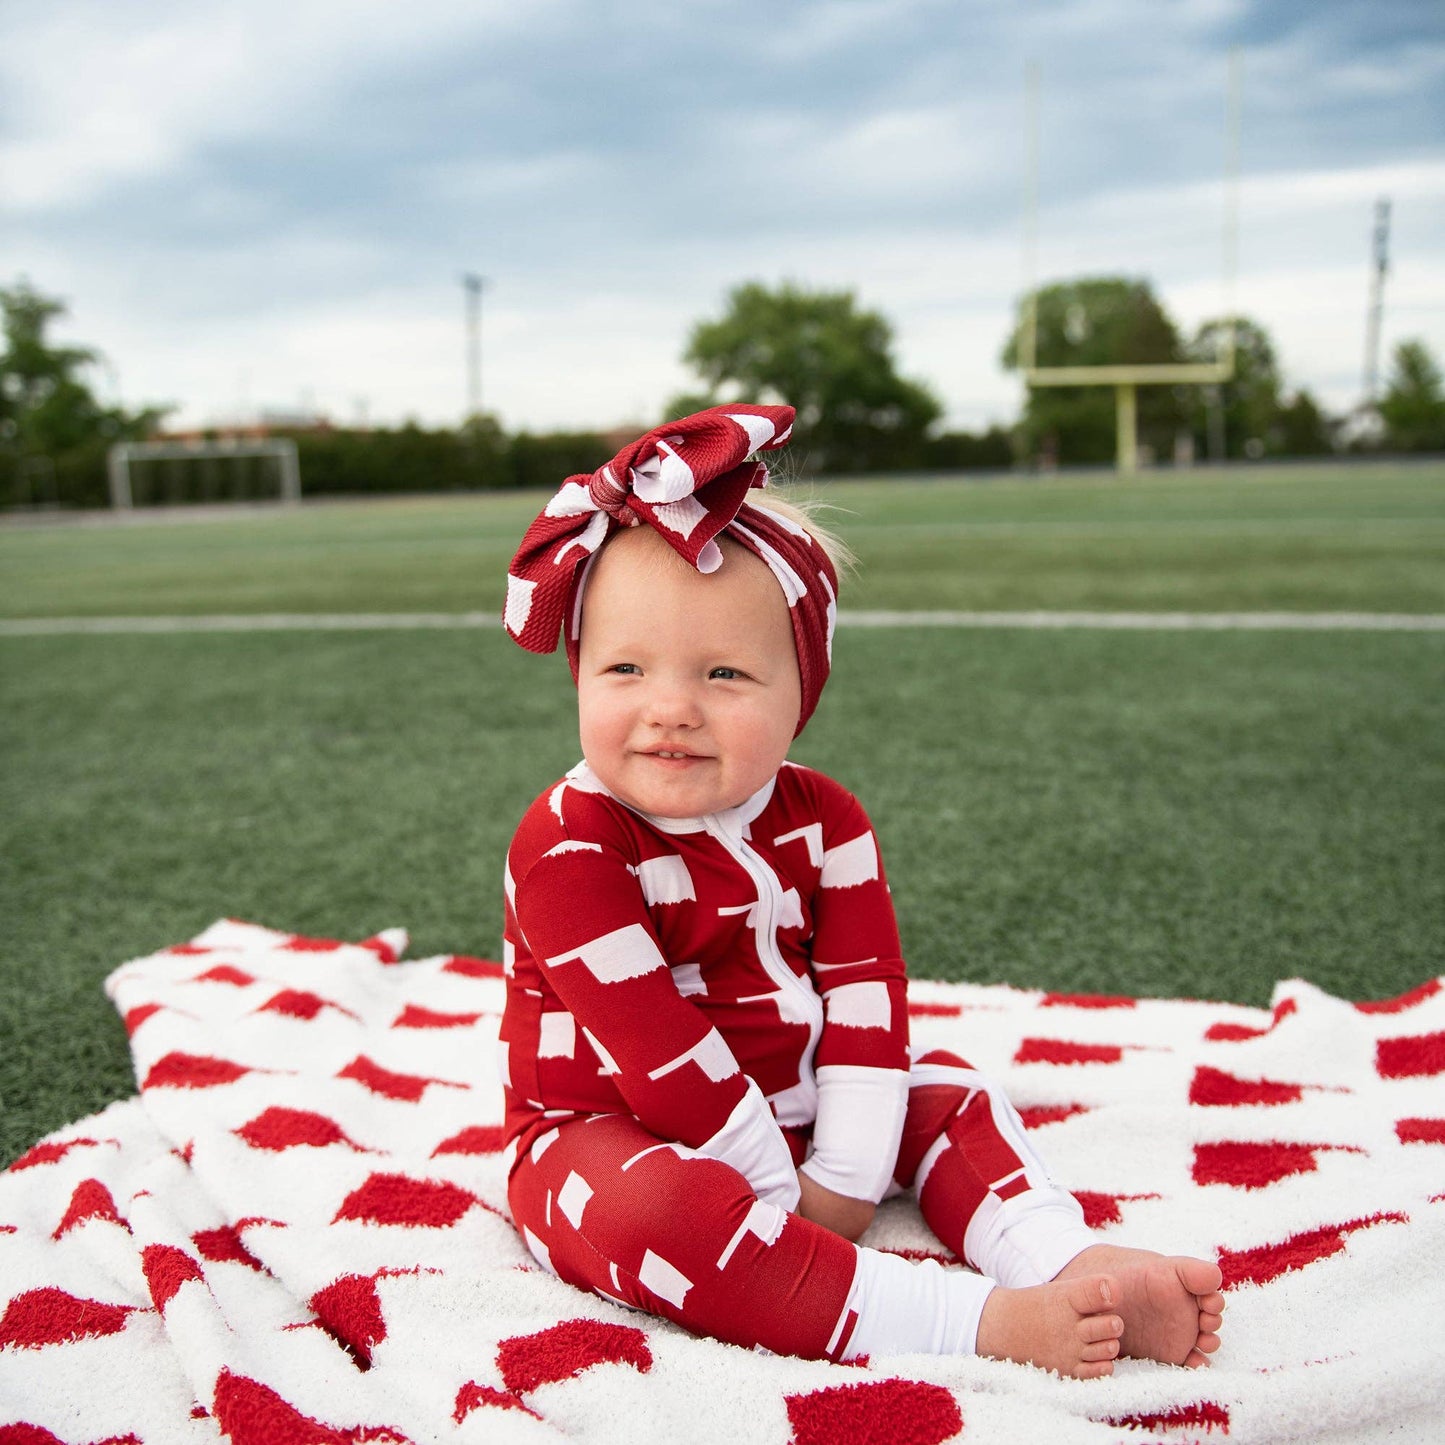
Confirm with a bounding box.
[1175,1257,1223,1296]
[1080,1313,1124,1344]
[1064,1272,1118,1315]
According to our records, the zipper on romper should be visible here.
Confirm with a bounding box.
[703,810,824,1124]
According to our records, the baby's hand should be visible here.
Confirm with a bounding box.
[796,1170,875,1242]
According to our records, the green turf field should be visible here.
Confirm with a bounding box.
[3,461,1443,1165]
[3,462,1444,617]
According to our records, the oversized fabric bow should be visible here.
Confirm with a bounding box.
[503,403,838,732]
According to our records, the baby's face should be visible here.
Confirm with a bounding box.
[576,528,802,819]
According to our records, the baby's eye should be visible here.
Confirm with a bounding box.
[607,663,640,676]
[709,666,744,681]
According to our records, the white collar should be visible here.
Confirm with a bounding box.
[564,760,777,837]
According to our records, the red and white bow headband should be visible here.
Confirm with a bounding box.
[503,403,838,733]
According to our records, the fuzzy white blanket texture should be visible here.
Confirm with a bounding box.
[2,920,1442,1445]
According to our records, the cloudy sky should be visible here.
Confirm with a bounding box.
[3,0,1442,436]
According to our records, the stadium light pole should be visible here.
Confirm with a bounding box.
[462,273,487,424]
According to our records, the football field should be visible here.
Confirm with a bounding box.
[2,460,1442,1164]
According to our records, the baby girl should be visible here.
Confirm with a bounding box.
[495,404,1224,1373]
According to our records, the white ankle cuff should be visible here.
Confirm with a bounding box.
[966,1192,1097,1289]
[839,1246,996,1359]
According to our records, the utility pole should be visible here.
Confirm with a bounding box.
[1363,199,1390,405]
[462,273,487,423]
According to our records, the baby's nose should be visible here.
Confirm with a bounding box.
[645,680,704,729]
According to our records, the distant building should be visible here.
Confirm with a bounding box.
[159,409,338,442]
[1336,405,1384,451]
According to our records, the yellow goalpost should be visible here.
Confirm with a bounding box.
[1020,53,1242,473]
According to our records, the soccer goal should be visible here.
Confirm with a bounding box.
[106,439,301,509]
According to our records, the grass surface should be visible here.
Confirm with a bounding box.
[4,461,1444,618]
[3,461,1443,1165]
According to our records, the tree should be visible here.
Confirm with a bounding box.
[1001,277,1188,465]
[923,425,1014,472]
[1,281,99,453]
[1378,339,1445,453]
[1275,389,1334,457]
[673,282,943,474]
[1,279,167,507]
[1187,316,1283,460]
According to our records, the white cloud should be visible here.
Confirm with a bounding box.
[0,0,543,211]
[2,0,1441,438]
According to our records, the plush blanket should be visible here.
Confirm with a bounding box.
[2,921,1442,1445]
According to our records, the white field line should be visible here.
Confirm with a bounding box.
[844,517,1445,538]
[2,610,1444,637]
[839,610,1445,631]
[0,613,500,635]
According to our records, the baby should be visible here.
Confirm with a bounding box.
[496,404,1224,1373]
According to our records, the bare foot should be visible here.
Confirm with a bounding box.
[976,1273,1124,1379]
[1058,1245,1225,1368]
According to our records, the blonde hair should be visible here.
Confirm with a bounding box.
[585,486,856,597]
[743,487,856,579]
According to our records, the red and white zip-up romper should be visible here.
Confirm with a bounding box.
[500,759,1097,1361]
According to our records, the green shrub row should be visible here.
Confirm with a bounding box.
[290,424,614,498]
[0,425,615,510]
[1,420,1017,511]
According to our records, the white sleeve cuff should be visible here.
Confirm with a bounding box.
[697,1078,800,1212]
[799,1063,909,1204]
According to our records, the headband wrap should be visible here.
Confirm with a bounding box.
[503,403,838,733]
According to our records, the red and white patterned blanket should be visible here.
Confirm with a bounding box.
[2,921,1442,1444]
